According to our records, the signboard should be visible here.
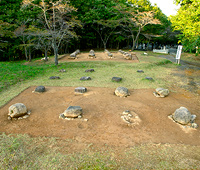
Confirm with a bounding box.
[176,45,183,64]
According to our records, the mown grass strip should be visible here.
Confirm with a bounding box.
[1,133,200,169]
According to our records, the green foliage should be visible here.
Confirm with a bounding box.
[0,0,177,61]
[171,0,200,53]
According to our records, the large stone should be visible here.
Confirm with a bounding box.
[69,52,76,59]
[124,53,132,60]
[145,77,153,81]
[80,76,91,80]
[63,106,82,118]
[172,107,192,125]
[107,52,113,57]
[75,87,87,93]
[153,88,169,97]
[115,87,130,97]
[35,86,45,93]
[137,70,144,73]
[85,69,95,72]
[49,76,60,79]
[8,103,27,118]
[88,50,95,58]
[112,77,122,82]
[75,49,80,54]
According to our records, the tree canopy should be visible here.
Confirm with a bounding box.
[171,0,200,53]
[0,0,176,63]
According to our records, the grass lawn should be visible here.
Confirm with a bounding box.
[1,133,200,169]
[0,52,176,107]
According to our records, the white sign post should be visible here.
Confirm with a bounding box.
[176,45,183,64]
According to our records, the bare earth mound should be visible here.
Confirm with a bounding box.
[0,86,200,147]
[59,52,139,62]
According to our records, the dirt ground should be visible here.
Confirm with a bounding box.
[0,86,200,147]
[58,51,139,62]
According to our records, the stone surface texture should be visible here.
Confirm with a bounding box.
[112,77,122,82]
[121,110,141,125]
[172,107,192,125]
[137,70,144,73]
[153,88,169,97]
[35,86,45,93]
[85,69,95,72]
[63,106,83,118]
[145,77,153,80]
[49,76,60,79]
[115,87,130,97]
[89,50,95,57]
[80,76,91,80]
[8,103,27,118]
[75,87,87,93]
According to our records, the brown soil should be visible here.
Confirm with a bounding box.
[58,51,139,62]
[1,86,200,147]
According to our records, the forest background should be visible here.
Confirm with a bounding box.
[0,0,199,64]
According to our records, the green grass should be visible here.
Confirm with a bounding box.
[0,54,176,107]
[0,61,52,92]
[1,133,200,169]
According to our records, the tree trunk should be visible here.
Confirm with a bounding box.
[24,47,28,61]
[54,47,58,65]
[117,41,119,50]
[28,47,31,62]
[44,46,48,61]
[103,42,106,50]
[133,28,141,51]
[131,35,135,51]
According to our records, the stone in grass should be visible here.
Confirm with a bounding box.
[49,76,60,79]
[34,86,45,93]
[59,69,66,72]
[137,70,144,73]
[153,88,169,98]
[115,87,130,97]
[145,77,153,81]
[112,77,122,82]
[172,107,192,125]
[75,87,87,93]
[80,76,91,80]
[85,69,95,72]
[63,106,82,118]
[8,103,27,118]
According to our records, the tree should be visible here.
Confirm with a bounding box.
[119,8,161,50]
[92,20,119,49]
[34,30,52,61]
[0,21,14,52]
[22,0,80,65]
[71,0,123,49]
[171,0,200,53]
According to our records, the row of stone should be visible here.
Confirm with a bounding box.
[49,69,154,81]
[7,84,198,129]
[8,102,198,130]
